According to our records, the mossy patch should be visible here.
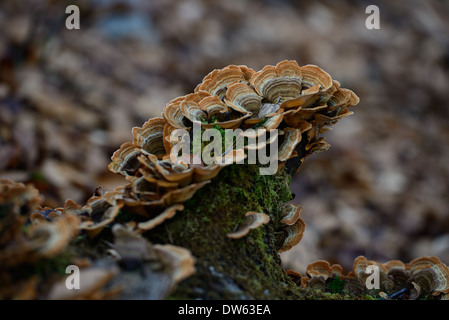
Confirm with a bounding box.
[326,276,345,294]
[144,164,307,299]
[7,245,76,297]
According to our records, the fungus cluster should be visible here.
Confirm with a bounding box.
[291,256,449,299]
[0,179,194,299]
[2,60,449,300]
[105,60,358,241]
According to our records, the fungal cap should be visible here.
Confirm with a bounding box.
[227,212,270,239]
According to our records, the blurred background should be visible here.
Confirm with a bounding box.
[1,0,449,273]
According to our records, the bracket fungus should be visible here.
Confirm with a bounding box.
[4,59,449,299]
[85,60,362,298]
[295,256,449,299]
[105,60,359,226]
[0,179,197,300]
[227,212,270,239]
[0,60,365,299]
[276,203,306,253]
[298,260,345,292]
[18,59,449,301]
[98,60,359,266]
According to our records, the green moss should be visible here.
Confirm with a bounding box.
[326,276,345,294]
[145,164,305,299]
[11,246,76,284]
[30,171,46,182]
[115,209,133,223]
[300,287,352,300]
[34,249,74,277]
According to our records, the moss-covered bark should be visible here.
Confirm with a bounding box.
[144,164,303,299]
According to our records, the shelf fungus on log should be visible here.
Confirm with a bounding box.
[0,180,79,268]
[1,60,368,299]
[0,179,43,216]
[101,60,359,247]
[0,179,196,300]
[227,212,270,239]
[297,260,344,292]
[136,204,184,232]
[0,180,90,299]
[296,255,449,299]
[276,203,306,252]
